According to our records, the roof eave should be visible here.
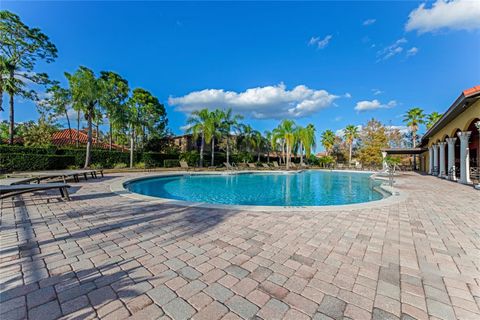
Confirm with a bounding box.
[421,90,480,145]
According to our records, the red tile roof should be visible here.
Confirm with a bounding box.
[51,129,123,150]
[51,129,88,145]
[463,85,480,97]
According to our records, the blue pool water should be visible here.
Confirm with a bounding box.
[125,171,384,206]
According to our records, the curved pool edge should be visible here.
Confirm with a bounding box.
[109,170,406,212]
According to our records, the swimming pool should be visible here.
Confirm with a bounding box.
[124,170,385,207]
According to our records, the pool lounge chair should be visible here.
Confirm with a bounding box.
[247,163,257,169]
[0,177,40,186]
[7,169,104,183]
[0,183,71,200]
[223,162,238,170]
[261,163,271,169]
[7,171,71,183]
[272,161,282,168]
[180,160,196,171]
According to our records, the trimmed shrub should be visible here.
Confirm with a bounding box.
[89,163,104,169]
[0,145,58,155]
[62,149,135,168]
[212,152,226,166]
[0,153,75,172]
[142,152,179,168]
[114,162,127,169]
[164,159,180,168]
[179,151,199,166]
[0,145,181,171]
[134,162,146,169]
[231,152,253,164]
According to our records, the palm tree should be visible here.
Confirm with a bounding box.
[0,56,7,113]
[403,107,425,148]
[343,125,359,166]
[240,124,255,155]
[253,130,264,162]
[321,130,335,156]
[186,108,210,167]
[272,127,286,164]
[99,71,130,150]
[126,92,145,168]
[65,67,101,168]
[426,112,442,129]
[303,124,316,163]
[4,63,45,144]
[264,130,274,163]
[295,126,305,164]
[219,108,243,165]
[1,11,58,144]
[403,107,425,170]
[296,124,316,164]
[276,120,296,169]
[206,110,223,166]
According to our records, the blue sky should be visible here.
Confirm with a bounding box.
[1,1,479,150]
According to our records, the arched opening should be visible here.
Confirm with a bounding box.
[466,118,480,170]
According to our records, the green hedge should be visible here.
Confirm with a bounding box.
[0,145,58,155]
[0,145,183,171]
[61,149,139,168]
[180,151,200,166]
[142,153,179,168]
[164,159,180,168]
[0,153,76,172]
[0,145,289,171]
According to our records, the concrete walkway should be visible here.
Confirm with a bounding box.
[1,172,479,320]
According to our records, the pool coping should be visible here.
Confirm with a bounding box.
[110,170,406,212]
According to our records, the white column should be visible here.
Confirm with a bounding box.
[446,137,457,181]
[457,131,471,184]
[428,146,433,174]
[438,142,446,177]
[382,151,387,170]
[433,144,439,176]
[475,122,480,189]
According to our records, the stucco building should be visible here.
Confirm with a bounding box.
[420,86,479,184]
[383,86,480,185]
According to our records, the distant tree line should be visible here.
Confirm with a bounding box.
[1,10,444,170]
[0,11,168,168]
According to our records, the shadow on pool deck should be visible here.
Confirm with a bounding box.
[1,192,244,318]
[1,198,239,255]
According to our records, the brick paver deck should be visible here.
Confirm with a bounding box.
[1,172,479,320]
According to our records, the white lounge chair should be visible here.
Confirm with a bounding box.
[223,162,237,170]
[247,163,257,169]
[180,160,195,171]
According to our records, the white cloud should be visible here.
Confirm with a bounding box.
[180,124,192,131]
[406,0,480,34]
[376,38,407,61]
[336,125,363,137]
[169,83,339,119]
[309,35,333,49]
[363,19,376,26]
[386,125,409,134]
[406,47,419,57]
[344,93,352,98]
[354,99,397,112]
[372,89,383,95]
